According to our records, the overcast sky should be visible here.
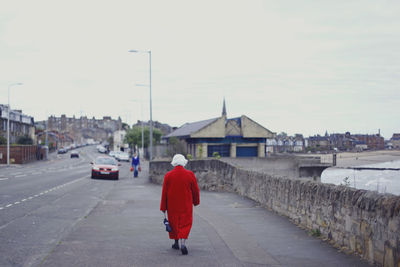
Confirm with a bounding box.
[1,0,399,139]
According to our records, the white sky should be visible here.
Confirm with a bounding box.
[0,0,399,139]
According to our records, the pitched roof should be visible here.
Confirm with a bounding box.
[164,117,219,138]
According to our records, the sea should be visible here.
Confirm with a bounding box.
[321,160,400,196]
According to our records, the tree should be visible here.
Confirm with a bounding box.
[167,136,185,156]
[124,126,162,149]
[16,135,33,145]
[121,123,130,130]
[0,135,6,145]
[278,132,288,138]
[107,136,114,150]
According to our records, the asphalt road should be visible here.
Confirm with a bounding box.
[0,146,130,267]
[0,148,372,267]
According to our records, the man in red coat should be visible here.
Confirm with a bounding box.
[160,154,200,255]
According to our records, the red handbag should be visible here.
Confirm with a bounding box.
[130,167,133,172]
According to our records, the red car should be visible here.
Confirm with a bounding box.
[91,156,120,180]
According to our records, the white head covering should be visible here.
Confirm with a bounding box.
[171,154,188,167]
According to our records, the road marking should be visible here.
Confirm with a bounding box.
[0,178,9,181]
[0,176,88,211]
[15,174,27,178]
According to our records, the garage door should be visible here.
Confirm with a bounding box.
[236,146,257,157]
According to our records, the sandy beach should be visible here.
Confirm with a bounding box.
[334,150,400,168]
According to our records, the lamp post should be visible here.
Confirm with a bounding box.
[129,49,153,160]
[7,82,23,166]
[130,98,144,158]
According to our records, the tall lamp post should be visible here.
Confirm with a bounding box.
[131,97,144,158]
[129,49,153,161]
[7,82,23,166]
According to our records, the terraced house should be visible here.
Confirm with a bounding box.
[0,104,35,144]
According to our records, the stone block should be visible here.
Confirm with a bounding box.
[384,243,394,267]
[374,250,384,266]
[349,235,356,251]
[389,218,399,233]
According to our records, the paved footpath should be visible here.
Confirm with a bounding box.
[41,162,372,267]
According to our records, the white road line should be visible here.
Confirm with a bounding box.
[1,176,88,211]
[15,174,27,178]
[0,178,9,181]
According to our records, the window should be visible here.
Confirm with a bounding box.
[207,145,230,157]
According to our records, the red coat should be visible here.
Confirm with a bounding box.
[160,165,200,239]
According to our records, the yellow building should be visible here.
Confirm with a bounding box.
[164,100,275,158]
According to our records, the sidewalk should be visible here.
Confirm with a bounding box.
[41,162,372,267]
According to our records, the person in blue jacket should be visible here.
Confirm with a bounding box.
[131,152,140,178]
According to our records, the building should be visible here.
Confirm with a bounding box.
[40,114,122,144]
[113,130,127,152]
[352,134,384,150]
[0,104,35,144]
[390,133,400,149]
[164,100,275,158]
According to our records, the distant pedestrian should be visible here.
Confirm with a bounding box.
[131,152,140,178]
[160,154,200,255]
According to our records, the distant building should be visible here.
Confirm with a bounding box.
[352,134,384,150]
[39,115,122,144]
[113,130,127,152]
[0,104,35,144]
[164,100,275,158]
[390,133,400,149]
[305,131,384,152]
[307,135,330,151]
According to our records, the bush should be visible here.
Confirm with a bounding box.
[0,135,6,145]
[16,135,33,145]
[187,154,193,160]
[212,151,221,159]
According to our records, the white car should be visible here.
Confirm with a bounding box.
[98,146,107,153]
[116,152,130,162]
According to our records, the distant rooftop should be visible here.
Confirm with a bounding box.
[164,117,219,138]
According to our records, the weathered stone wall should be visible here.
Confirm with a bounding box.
[150,159,400,267]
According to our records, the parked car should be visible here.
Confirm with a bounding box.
[70,150,79,158]
[91,156,120,180]
[108,151,117,157]
[98,146,107,153]
[57,148,67,154]
[116,152,130,162]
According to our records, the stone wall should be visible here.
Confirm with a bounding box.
[150,159,400,267]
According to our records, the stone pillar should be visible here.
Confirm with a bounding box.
[230,143,237,158]
[201,143,208,158]
[258,143,266,158]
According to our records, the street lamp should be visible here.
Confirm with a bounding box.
[129,49,153,161]
[7,82,23,166]
[130,98,144,159]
